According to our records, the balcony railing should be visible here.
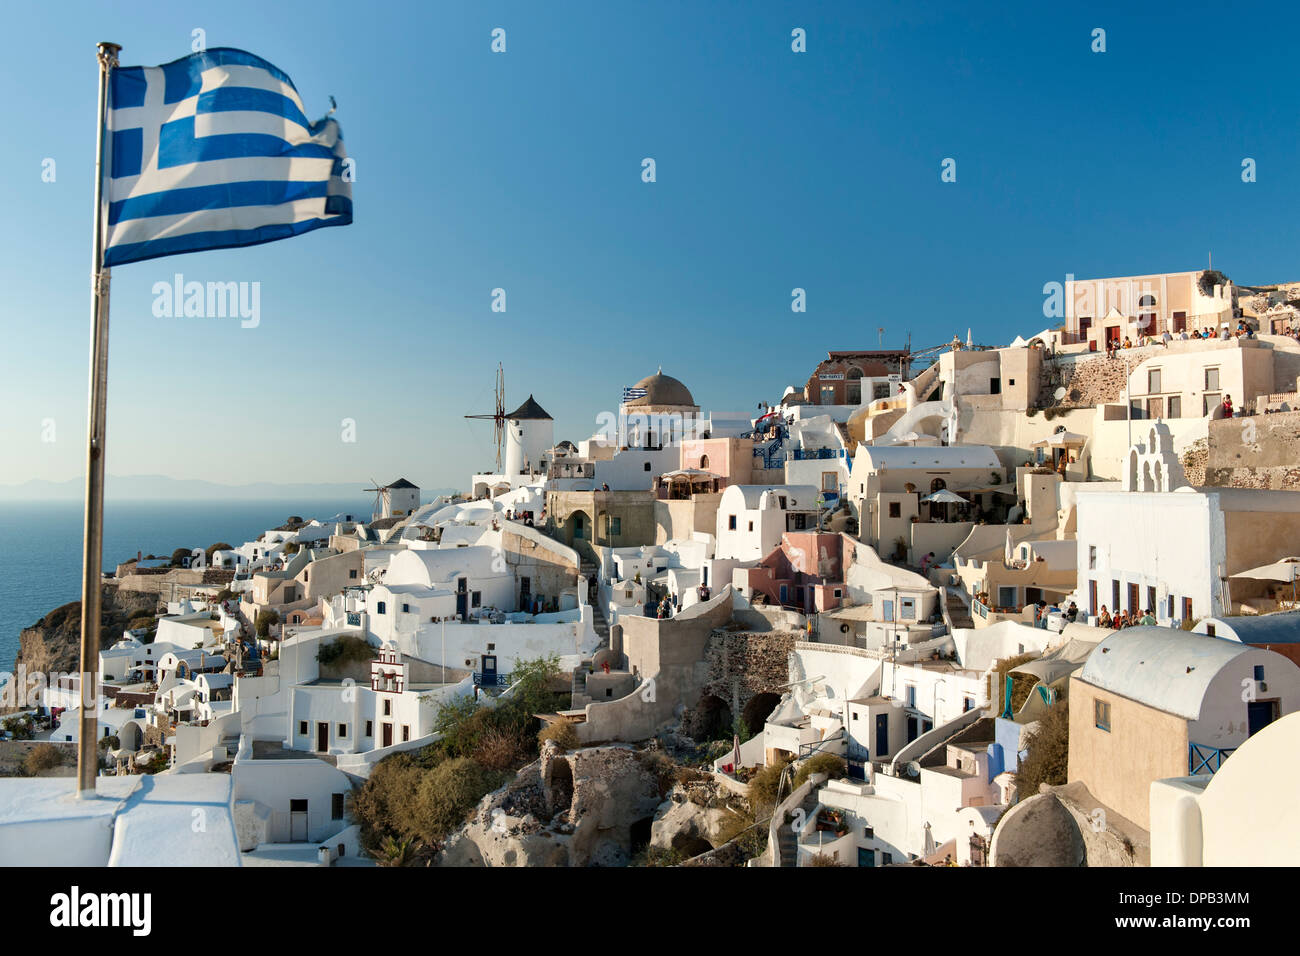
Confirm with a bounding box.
[1189,742,1236,776]
[788,447,845,461]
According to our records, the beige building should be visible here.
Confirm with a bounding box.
[937,346,1044,412]
[1067,627,1300,831]
[1127,336,1275,418]
[544,489,658,561]
[1061,269,1235,351]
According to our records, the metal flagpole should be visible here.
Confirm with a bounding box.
[76,41,120,798]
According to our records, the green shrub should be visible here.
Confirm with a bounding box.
[412,757,504,844]
[170,547,193,566]
[807,853,848,867]
[98,735,120,750]
[349,753,428,842]
[474,727,529,770]
[793,752,846,789]
[1014,701,1069,797]
[205,542,233,560]
[1199,269,1228,296]
[24,743,65,775]
[316,634,377,667]
[255,609,279,639]
[537,718,579,751]
[747,758,790,814]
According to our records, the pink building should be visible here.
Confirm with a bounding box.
[742,531,846,613]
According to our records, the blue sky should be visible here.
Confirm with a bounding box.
[3,0,1298,491]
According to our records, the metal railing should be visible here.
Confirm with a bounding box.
[1189,742,1236,775]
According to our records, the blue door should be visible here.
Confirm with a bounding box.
[779,584,788,605]
[1248,700,1277,736]
[481,655,497,687]
[858,847,876,868]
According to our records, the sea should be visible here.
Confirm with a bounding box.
[0,498,373,678]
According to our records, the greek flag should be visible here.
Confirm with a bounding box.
[103,48,352,267]
[622,386,647,402]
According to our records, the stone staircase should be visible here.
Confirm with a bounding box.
[590,602,611,646]
[570,658,592,708]
[944,586,974,630]
[581,560,611,649]
[777,790,821,868]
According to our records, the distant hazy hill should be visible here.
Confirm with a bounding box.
[0,474,457,502]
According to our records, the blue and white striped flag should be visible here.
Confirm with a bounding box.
[103,48,352,267]
[622,386,648,402]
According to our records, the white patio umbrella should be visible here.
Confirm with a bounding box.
[1004,527,1015,565]
[923,821,937,856]
[1231,557,1300,602]
[921,489,966,504]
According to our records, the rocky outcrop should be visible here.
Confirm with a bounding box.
[12,585,157,681]
[650,777,744,856]
[438,743,664,867]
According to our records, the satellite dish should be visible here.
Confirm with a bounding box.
[906,761,921,778]
[1053,386,1067,401]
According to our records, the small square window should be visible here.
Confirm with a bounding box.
[298,721,308,736]
[728,515,737,530]
[337,723,347,738]
[644,462,652,471]
[1094,699,1111,732]
[1253,665,1265,681]
[889,502,901,518]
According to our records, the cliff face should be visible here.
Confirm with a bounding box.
[13,584,158,678]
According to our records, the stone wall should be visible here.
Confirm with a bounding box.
[1181,437,1208,486]
[1044,355,1128,408]
[691,629,798,730]
[1202,410,1300,489]
[114,567,233,597]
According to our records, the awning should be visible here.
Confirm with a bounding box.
[1230,558,1300,582]
[1031,431,1087,448]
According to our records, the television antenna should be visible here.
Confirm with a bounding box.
[465,363,507,473]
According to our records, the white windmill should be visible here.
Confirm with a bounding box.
[363,477,387,522]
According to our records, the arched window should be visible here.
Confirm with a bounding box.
[1138,294,1157,308]
[699,454,710,470]
[930,477,947,492]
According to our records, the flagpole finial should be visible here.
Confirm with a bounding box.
[97,42,121,71]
